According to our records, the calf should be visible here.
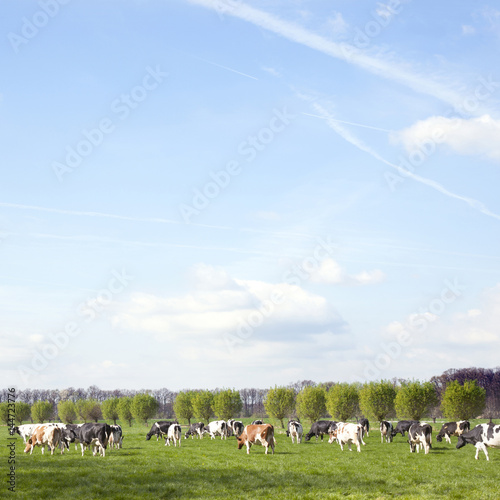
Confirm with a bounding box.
[204,420,227,439]
[24,425,61,455]
[456,423,500,461]
[380,421,393,443]
[304,420,335,442]
[287,421,303,444]
[328,422,365,452]
[165,424,182,447]
[237,424,275,455]
[359,418,370,437]
[408,423,432,454]
[185,422,205,439]
[392,420,419,438]
[436,421,470,444]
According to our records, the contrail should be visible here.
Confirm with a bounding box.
[310,103,500,222]
[302,112,393,132]
[0,202,315,240]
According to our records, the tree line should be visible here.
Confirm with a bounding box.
[2,367,499,427]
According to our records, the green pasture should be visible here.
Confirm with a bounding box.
[2,419,498,499]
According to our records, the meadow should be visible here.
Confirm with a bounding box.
[3,419,499,499]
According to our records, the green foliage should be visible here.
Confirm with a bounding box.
[131,393,159,425]
[359,380,396,421]
[102,397,121,424]
[0,402,9,425]
[326,383,359,422]
[296,385,326,423]
[264,386,296,428]
[395,381,438,420]
[192,390,214,423]
[76,399,102,423]
[14,402,31,425]
[441,379,487,420]
[174,391,195,424]
[212,389,243,421]
[31,400,54,423]
[57,400,77,424]
[117,397,133,427]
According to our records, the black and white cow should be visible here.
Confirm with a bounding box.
[408,423,432,454]
[380,421,393,443]
[10,424,40,443]
[287,421,303,444]
[436,421,470,444]
[109,424,123,449]
[226,420,244,437]
[456,423,500,461]
[74,423,112,457]
[185,422,205,439]
[165,424,182,447]
[286,419,300,437]
[304,421,335,442]
[204,420,227,439]
[392,420,419,438]
[146,421,177,441]
[251,419,264,425]
[359,418,370,437]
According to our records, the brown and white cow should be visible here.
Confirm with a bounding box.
[236,424,275,455]
[328,422,365,452]
[24,425,61,455]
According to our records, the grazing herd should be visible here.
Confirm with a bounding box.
[10,418,500,460]
[12,422,123,457]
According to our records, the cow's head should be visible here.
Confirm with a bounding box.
[24,439,34,454]
[145,433,152,441]
[9,426,18,436]
[236,435,246,450]
[456,435,468,449]
[328,429,338,444]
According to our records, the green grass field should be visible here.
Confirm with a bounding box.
[3,419,499,499]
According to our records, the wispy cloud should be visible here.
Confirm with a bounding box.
[187,0,468,110]
[308,103,500,221]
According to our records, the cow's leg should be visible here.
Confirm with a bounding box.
[246,443,251,454]
[445,434,451,444]
[356,441,361,452]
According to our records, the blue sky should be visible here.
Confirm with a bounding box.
[2,0,500,391]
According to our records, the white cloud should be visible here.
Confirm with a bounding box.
[392,114,500,161]
[112,264,347,347]
[462,24,475,35]
[310,258,385,285]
